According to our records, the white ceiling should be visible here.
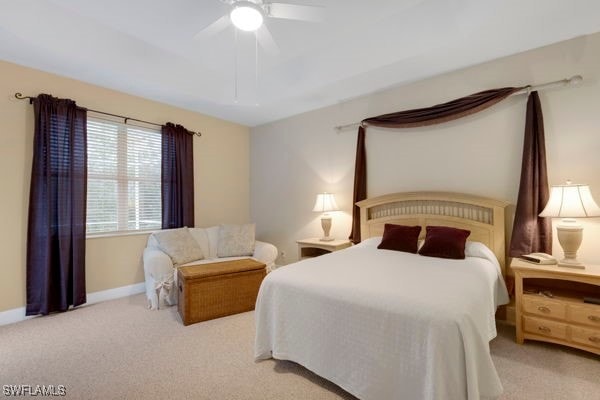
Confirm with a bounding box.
[1,0,600,127]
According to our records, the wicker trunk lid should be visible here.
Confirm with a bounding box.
[177,258,266,326]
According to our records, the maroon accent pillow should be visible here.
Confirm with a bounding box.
[418,226,471,259]
[377,224,422,254]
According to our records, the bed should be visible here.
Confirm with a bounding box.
[254,192,510,400]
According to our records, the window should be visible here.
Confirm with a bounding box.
[86,117,162,235]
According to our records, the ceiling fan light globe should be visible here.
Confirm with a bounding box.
[230,4,264,32]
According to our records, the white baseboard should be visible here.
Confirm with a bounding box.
[0,308,37,327]
[86,282,145,304]
[0,282,145,327]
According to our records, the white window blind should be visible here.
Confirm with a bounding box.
[87,117,162,235]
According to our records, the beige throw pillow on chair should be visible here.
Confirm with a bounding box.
[217,224,256,257]
[153,227,204,266]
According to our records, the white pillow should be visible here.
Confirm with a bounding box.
[217,223,255,257]
[465,241,493,260]
[153,227,204,266]
[465,241,502,273]
[188,228,210,259]
[206,226,220,258]
[354,237,381,248]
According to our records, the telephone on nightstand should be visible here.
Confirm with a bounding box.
[520,253,558,265]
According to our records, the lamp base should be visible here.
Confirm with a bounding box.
[558,259,585,269]
[319,237,335,242]
[319,214,334,242]
[556,219,585,269]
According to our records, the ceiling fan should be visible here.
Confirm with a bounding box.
[194,0,324,54]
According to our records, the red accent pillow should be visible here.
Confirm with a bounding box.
[377,224,422,254]
[418,226,471,259]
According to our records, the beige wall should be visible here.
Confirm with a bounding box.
[0,60,250,312]
[251,33,600,268]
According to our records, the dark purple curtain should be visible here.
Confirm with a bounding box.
[349,87,524,243]
[509,92,552,256]
[161,123,195,229]
[350,126,367,243]
[26,94,87,316]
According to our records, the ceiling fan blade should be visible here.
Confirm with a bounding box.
[256,25,279,55]
[193,14,231,40]
[267,3,324,22]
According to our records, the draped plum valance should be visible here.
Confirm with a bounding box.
[349,86,552,257]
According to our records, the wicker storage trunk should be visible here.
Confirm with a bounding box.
[177,258,266,326]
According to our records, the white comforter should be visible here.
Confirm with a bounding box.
[254,238,509,400]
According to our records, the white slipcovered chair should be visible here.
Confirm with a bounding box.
[143,226,277,310]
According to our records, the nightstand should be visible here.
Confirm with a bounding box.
[296,238,352,260]
[511,258,600,355]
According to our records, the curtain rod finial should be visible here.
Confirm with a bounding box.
[15,92,33,104]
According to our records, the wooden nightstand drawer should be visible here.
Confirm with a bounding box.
[570,326,600,350]
[523,316,568,340]
[568,304,600,327]
[522,295,566,320]
[512,259,600,355]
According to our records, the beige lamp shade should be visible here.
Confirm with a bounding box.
[539,182,600,269]
[312,193,339,213]
[539,184,600,218]
[313,193,338,241]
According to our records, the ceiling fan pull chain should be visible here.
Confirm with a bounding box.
[234,28,238,103]
[255,31,259,106]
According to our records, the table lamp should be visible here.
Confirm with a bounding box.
[539,181,600,268]
[313,193,339,241]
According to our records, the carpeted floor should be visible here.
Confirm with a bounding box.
[1,294,598,399]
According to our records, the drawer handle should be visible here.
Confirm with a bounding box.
[538,326,551,333]
[589,336,600,343]
[588,315,600,323]
[537,306,551,313]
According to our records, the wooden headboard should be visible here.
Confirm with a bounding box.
[356,192,509,274]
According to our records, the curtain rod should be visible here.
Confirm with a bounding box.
[13,93,202,137]
[334,75,584,132]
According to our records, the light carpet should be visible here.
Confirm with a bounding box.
[0,294,598,400]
